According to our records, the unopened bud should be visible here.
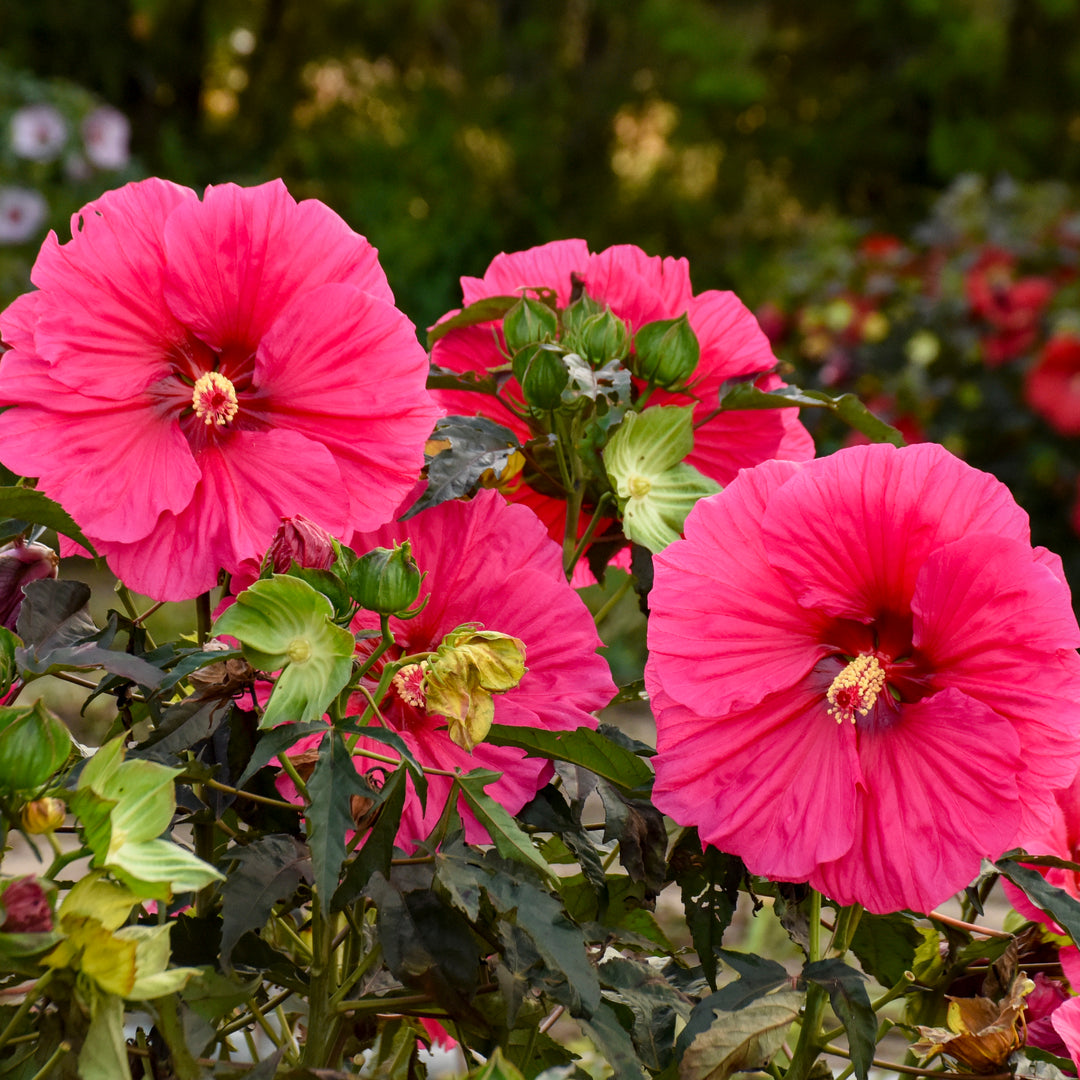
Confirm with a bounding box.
[21,797,65,834]
[0,877,53,933]
[513,344,569,411]
[503,297,559,352]
[578,310,630,364]
[349,542,423,615]
[0,541,58,632]
[560,293,604,337]
[631,313,700,389]
[267,516,335,574]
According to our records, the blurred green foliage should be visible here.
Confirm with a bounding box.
[5,0,1080,330]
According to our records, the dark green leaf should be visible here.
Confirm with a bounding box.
[576,1000,647,1080]
[803,958,875,1080]
[597,779,666,898]
[426,295,520,346]
[519,786,608,906]
[332,765,409,908]
[487,724,652,791]
[307,729,378,913]
[220,835,312,970]
[719,382,905,446]
[427,364,502,395]
[235,721,331,788]
[402,415,521,519]
[339,721,428,807]
[0,487,97,554]
[134,696,233,761]
[668,831,744,989]
[849,911,922,989]
[458,769,556,883]
[996,858,1080,942]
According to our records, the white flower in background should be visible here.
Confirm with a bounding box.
[81,106,130,170]
[0,188,47,244]
[10,104,68,162]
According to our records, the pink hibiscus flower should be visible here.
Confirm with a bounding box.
[0,178,441,600]
[1026,335,1080,436]
[430,240,813,552]
[1053,995,1080,1071]
[281,490,615,849]
[965,247,1054,366]
[646,442,1080,914]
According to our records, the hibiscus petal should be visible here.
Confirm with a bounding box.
[162,179,392,353]
[459,239,591,306]
[28,178,195,397]
[764,442,1032,621]
[1050,993,1080,1070]
[647,458,827,717]
[811,687,1022,914]
[685,290,782,380]
[650,673,860,880]
[584,245,693,326]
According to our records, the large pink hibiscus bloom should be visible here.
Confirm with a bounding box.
[646,442,1080,915]
[0,178,441,600]
[283,490,616,849]
[431,240,813,547]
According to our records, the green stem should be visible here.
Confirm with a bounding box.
[828,903,863,957]
[592,573,634,627]
[152,994,202,1080]
[301,903,337,1068]
[353,615,394,684]
[0,971,51,1052]
[565,492,617,572]
[27,1041,69,1080]
[820,1044,1010,1079]
[279,754,311,803]
[785,890,826,1080]
[819,972,915,1044]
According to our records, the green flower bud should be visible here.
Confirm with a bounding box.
[503,297,559,352]
[579,310,630,364]
[515,345,569,411]
[631,313,700,389]
[0,700,71,793]
[349,542,423,615]
[560,292,605,337]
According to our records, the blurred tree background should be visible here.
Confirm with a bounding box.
[5,0,1080,330]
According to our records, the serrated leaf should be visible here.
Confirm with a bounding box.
[235,721,331,788]
[600,953,691,1071]
[0,486,98,554]
[577,999,648,1080]
[458,770,556,883]
[219,835,313,970]
[719,382,905,446]
[333,765,409,908]
[487,724,650,791]
[427,295,521,346]
[306,730,377,914]
[803,959,875,1080]
[996,858,1080,941]
[597,779,666,897]
[402,415,521,520]
[849,911,921,989]
[679,989,803,1080]
[341,721,428,806]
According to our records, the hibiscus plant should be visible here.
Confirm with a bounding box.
[0,178,1078,1080]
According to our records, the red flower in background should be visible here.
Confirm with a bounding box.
[965,248,1054,365]
[430,240,813,549]
[0,178,440,600]
[1026,335,1080,436]
[646,442,1080,914]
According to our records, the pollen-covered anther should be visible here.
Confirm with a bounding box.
[826,653,887,724]
[393,662,427,709]
[192,370,239,426]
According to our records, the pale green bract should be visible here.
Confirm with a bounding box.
[603,405,721,552]
[213,574,356,729]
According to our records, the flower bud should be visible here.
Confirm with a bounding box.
[514,344,569,411]
[349,542,423,615]
[631,313,700,389]
[502,297,559,353]
[0,700,71,793]
[267,516,335,574]
[21,797,65,834]
[0,877,53,933]
[0,540,58,632]
[560,293,604,337]
[578,310,630,364]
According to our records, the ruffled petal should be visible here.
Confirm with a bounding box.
[1050,994,1080,1070]
[811,688,1022,914]
[647,459,827,717]
[28,178,195,397]
[686,290,782,380]
[763,442,1032,621]
[650,673,860,881]
[459,239,591,306]
[252,282,441,531]
[583,245,693,326]
[162,179,392,353]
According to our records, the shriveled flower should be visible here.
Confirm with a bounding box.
[430,240,813,551]
[0,178,441,599]
[0,876,53,933]
[0,188,47,245]
[267,516,336,574]
[10,104,67,162]
[1026,334,1080,436]
[0,539,58,631]
[80,105,131,170]
[280,491,615,849]
[647,442,1080,914]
